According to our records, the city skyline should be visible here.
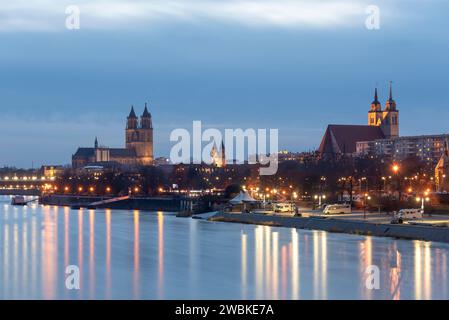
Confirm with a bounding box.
[1,0,449,167]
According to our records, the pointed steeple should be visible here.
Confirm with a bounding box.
[370,86,381,112]
[128,105,137,119]
[373,87,380,104]
[385,81,397,110]
[221,140,226,167]
[127,106,138,129]
[142,102,151,118]
[388,81,394,101]
[94,136,98,149]
[140,102,153,129]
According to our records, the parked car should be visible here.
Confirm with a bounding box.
[323,204,352,215]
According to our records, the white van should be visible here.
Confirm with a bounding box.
[323,204,352,215]
[274,203,295,214]
[394,209,423,221]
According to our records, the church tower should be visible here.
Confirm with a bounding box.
[368,87,383,127]
[125,104,154,166]
[380,82,399,139]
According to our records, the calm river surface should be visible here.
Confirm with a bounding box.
[0,196,448,300]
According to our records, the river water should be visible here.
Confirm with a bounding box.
[0,196,448,300]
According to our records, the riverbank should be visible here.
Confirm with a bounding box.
[209,212,449,243]
[40,194,199,212]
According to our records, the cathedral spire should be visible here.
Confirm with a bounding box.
[94,136,98,148]
[127,106,138,129]
[370,86,381,112]
[142,102,151,118]
[128,106,137,118]
[385,81,397,110]
[373,87,379,104]
[388,81,394,102]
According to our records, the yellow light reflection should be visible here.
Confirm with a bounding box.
[241,232,247,299]
[42,206,56,299]
[264,226,271,295]
[254,226,264,299]
[272,232,279,300]
[89,210,95,297]
[157,211,164,298]
[360,237,373,299]
[414,241,422,300]
[105,209,111,297]
[291,229,299,300]
[78,209,84,291]
[133,210,140,298]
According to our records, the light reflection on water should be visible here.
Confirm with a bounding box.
[0,196,449,300]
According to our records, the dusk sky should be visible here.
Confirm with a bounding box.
[1,0,448,167]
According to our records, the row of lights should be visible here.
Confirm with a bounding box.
[2,176,55,181]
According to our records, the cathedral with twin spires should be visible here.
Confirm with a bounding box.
[368,82,399,139]
[72,104,154,168]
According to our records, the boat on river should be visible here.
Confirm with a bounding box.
[11,196,27,206]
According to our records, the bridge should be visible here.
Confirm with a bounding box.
[0,175,54,195]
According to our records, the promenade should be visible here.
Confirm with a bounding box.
[209,211,449,243]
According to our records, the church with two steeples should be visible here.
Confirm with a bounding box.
[319,82,449,164]
[72,104,154,168]
[319,82,399,158]
[368,82,399,139]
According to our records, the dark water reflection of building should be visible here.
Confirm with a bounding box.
[1,199,449,299]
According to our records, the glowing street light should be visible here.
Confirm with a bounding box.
[314,194,326,207]
[393,164,400,173]
[416,196,430,212]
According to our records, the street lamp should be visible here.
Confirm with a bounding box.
[392,164,401,204]
[314,194,326,207]
[416,196,430,212]
[393,164,400,174]
[363,193,371,219]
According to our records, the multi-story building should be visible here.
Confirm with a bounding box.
[356,134,449,163]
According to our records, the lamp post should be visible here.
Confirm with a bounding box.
[416,191,431,214]
[392,164,401,210]
[314,194,326,208]
[363,193,371,220]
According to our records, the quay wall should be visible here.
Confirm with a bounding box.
[210,212,449,243]
[40,194,195,212]
[0,189,40,196]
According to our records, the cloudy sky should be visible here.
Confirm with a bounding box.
[0,0,448,167]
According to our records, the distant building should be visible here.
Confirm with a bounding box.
[210,141,226,167]
[435,140,449,192]
[357,134,449,163]
[319,83,399,158]
[41,165,64,178]
[72,104,154,168]
[277,150,319,164]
